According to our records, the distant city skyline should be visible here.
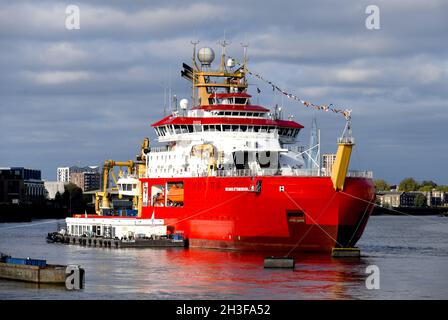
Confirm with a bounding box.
[1,0,447,184]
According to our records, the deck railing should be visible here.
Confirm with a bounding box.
[150,146,169,153]
[190,168,373,178]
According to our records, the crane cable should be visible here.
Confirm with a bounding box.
[283,190,343,253]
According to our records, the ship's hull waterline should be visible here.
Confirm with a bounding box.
[140,176,375,252]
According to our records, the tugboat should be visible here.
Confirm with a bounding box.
[65,40,375,253]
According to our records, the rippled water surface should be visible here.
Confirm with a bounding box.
[1,216,448,299]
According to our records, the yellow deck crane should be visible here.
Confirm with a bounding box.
[94,138,150,217]
[331,121,354,191]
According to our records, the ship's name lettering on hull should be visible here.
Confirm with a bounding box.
[225,187,249,192]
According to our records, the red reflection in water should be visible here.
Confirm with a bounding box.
[130,248,369,299]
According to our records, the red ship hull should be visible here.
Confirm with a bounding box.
[140,176,375,253]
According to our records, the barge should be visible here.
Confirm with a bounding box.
[0,254,66,285]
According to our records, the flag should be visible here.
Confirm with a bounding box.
[151,209,155,225]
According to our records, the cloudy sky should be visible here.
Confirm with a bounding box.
[0,0,447,184]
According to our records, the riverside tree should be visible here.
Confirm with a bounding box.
[399,178,420,192]
[374,179,390,191]
[414,194,427,207]
[63,183,84,214]
[419,180,438,192]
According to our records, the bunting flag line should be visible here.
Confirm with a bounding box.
[244,68,352,121]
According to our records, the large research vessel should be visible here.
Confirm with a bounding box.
[66,43,375,252]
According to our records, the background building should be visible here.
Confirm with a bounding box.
[70,171,101,192]
[57,165,101,188]
[377,191,402,207]
[322,154,336,176]
[0,168,25,204]
[57,167,70,183]
[377,190,448,208]
[44,181,65,199]
[0,167,44,204]
[70,166,100,174]
[424,190,448,207]
[306,117,320,170]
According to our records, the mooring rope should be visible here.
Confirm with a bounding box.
[166,191,248,226]
[339,190,448,226]
[347,193,376,246]
[283,190,343,255]
[284,191,339,256]
[0,220,59,230]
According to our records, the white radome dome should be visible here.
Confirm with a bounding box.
[226,57,235,68]
[179,98,189,110]
[197,47,215,65]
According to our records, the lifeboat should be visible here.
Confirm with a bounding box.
[167,184,184,206]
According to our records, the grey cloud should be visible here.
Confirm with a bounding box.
[0,0,447,184]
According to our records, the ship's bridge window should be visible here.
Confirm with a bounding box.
[157,126,166,136]
[279,128,300,138]
[119,184,129,191]
[234,98,248,105]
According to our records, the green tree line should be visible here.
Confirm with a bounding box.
[53,183,91,214]
[374,178,448,192]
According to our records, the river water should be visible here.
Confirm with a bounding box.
[0,216,447,300]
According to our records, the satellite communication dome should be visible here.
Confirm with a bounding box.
[179,98,189,110]
[226,57,235,68]
[197,47,215,65]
